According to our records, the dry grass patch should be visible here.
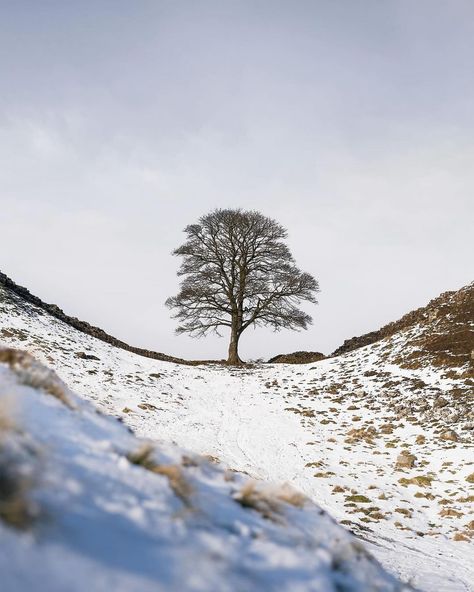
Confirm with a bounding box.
[233,481,307,522]
[305,460,326,468]
[0,463,36,529]
[0,348,73,409]
[0,399,15,433]
[345,494,371,503]
[395,508,412,518]
[414,491,435,500]
[457,495,474,503]
[399,475,434,488]
[0,401,40,530]
[439,508,463,518]
[137,403,158,411]
[127,444,192,505]
[345,427,377,445]
[284,406,315,418]
[452,532,470,542]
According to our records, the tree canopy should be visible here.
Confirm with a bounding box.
[166,208,319,364]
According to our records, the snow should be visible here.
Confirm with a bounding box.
[0,350,408,592]
[1,284,473,591]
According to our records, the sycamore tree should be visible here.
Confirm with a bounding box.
[166,208,319,365]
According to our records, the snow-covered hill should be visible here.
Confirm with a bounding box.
[1,347,410,592]
[1,277,473,591]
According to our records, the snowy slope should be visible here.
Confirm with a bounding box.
[1,281,473,591]
[0,347,409,592]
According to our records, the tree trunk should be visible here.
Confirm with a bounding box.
[227,324,241,365]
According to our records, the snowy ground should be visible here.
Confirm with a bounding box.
[1,285,473,591]
[1,348,410,592]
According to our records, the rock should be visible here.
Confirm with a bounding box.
[75,351,100,361]
[395,451,417,469]
[466,473,474,484]
[433,396,449,408]
[439,429,460,442]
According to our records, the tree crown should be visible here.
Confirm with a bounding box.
[166,208,319,344]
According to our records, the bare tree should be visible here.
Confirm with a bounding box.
[166,209,319,364]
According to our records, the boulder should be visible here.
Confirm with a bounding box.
[439,429,460,442]
[395,450,417,469]
[433,396,449,408]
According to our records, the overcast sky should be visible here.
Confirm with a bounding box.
[1,1,473,360]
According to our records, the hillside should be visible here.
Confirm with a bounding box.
[1,347,410,591]
[332,283,474,370]
[0,271,191,365]
[0,276,473,591]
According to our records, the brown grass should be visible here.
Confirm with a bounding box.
[127,444,192,505]
[0,468,36,529]
[233,481,306,522]
[0,348,73,409]
[0,400,38,529]
[399,475,434,488]
[0,399,15,433]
